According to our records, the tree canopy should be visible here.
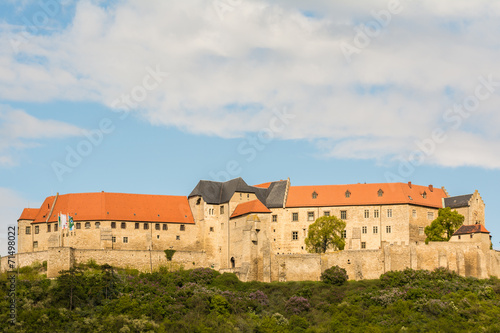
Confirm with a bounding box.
[424,207,464,244]
[305,215,346,253]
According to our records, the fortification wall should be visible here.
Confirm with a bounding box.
[0,250,48,272]
[269,243,500,282]
[3,243,499,281]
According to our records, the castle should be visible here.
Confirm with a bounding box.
[2,178,499,281]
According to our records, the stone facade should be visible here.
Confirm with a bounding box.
[3,178,499,281]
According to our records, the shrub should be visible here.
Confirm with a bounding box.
[164,249,176,261]
[321,266,348,286]
[285,296,310,314]
[210,272,242,290]
[189,268,220,285]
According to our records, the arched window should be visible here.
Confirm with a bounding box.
[345,190,351,198]
[312,191,318,199]
[378,189,384,197]
[230,257,235,268]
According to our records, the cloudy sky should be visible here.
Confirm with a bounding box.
[0,0,499,253]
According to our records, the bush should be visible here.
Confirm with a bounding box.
[189,268,220,285]
[285,296,310,314]
[321,266,348,286]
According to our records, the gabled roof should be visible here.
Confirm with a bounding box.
[19,208,40,220]
[452,224,490,235]
[189,177,287,208]
[286,182,447,208]
[27,192,194,224]
[444,194,473,209]
[230,199,271,218]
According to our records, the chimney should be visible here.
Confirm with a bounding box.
[408,181,412,188]
[429,185,434,192]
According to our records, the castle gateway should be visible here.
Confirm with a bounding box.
[4,178,499,281]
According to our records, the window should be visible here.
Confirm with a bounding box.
[387,209,393,218]
[54,224,58,232]
[362,226,367,234]
[76,222,81,230]
[26,226,31,235]
[374,209,379,218]
[85,222,91,229]
[111,222,116,229]
[292,231,298,240]
[163,224,167,231]
[340,210,347,220]
[180,225,185,231]
[208,208,214,215]
[341,230,347,238]
[364,209,369,218]
[144,223,149,230]
[121,222,126,229]
[386,226,392,233]
[95,222,100,229]
[324,211,330,216]
[412,209,417,218]
[361,242,366,249]
[427,212,434,220]
[247,193,250,198]
[135,223,139,229]
[123,237,128,243]
[308,212,315,221]
[112,236,116,243]
[33,241,38,248]
[378,189,384,197]
[345,190,351,198]
[210,227,214,232]
[422,191,427,199]
[418,227,424,235]
[176,235,180,240]
[272,215,278,222]
[47,224,51,233]
[240,193,242,198]
[155,223,160,230]
[35,226,39,234]
[373,226,378,234]
[220,206,224,214]
[292,213,299,221]
[312,191,318,199]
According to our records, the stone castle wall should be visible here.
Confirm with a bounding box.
[2,242,499,281]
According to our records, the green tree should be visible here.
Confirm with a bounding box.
[424,207,464,243]
[305,216,346,253]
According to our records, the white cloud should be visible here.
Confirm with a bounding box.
[0,105,84,166]
[0,0,500,167]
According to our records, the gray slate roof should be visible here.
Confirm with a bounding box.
[188,177,287,208]
[444,194,473,208]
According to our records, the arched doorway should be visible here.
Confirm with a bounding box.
[230,257,235,268]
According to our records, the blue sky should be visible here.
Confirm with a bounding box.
[1,0,500,253]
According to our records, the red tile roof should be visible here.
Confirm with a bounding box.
[231,199,271,218]
[19,208,40,220]
[27,192,194,224]
[253,182,273,189]
[286,182,447,208]
[453,224,490,235]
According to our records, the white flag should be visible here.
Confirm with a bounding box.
[60,214,68,229]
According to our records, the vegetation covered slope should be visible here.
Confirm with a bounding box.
[1,261,500,332]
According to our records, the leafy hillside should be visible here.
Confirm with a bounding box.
[1,261,500,332]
